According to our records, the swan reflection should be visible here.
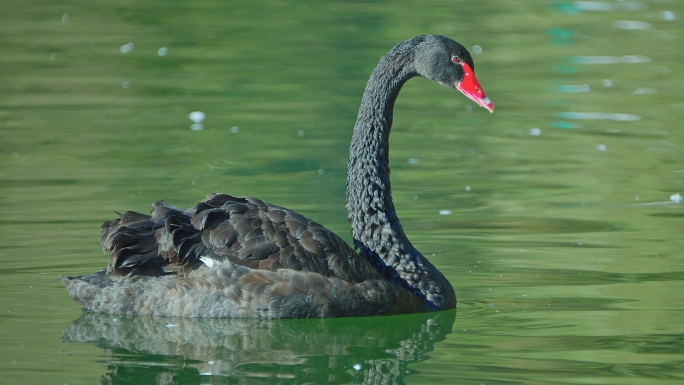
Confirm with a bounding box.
[61,310,455,384]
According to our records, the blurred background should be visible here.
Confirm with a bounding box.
[1,0,683,384]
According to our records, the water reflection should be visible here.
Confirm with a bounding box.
[61,310,455,384]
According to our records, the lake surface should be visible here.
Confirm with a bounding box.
[1,0,683,384]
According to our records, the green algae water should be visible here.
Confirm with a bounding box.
[1,0,683,383]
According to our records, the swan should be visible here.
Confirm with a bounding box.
[61,35,494,318]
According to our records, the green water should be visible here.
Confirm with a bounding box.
[2,0,683,383]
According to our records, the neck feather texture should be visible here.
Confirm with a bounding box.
[345,37,456,310]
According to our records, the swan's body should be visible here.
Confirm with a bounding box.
[61,35,493,318]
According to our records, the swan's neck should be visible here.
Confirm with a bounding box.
[345,40,456,310]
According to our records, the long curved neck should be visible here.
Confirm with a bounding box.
[345,38,456,310]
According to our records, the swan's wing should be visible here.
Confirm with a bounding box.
[102,193,381,283]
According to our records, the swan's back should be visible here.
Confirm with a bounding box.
[61,193,425,318]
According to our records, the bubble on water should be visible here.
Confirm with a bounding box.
[465,186,471,192]
[632,87,657,95]
[297,130,305,137]
[465,105,472,112]
[670,193,682,203]
[529,128,541,136]
[557,84,590,93]
[472,45,482,54]
[120,42,134,54]
[661,11,677,21]
[231,126,239,133]
[596,144,607,151]
[439,210,452,215]
[61,14,69,23]
[50,53,56,61]
[407,158,420,164]
[613,20,651,30]
[188,111,205,124]
[317,169,324,175]
[158,47,168,56]
[121,81,130,89]
[352,363,362,371]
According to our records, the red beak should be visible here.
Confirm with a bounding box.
[455,63,494,113]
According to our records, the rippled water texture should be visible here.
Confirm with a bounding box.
[1,1,683,384]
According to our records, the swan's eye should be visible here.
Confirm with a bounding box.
[451,56,461,63]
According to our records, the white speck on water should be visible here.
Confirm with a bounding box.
[465,105,473,112]
[670,193,682,203]
[189,111,205,123]
[352,363,362,371]
[208,361,214,365]
[472,45,482,54]
[191,180,196,185]
[231,126,239,133]
[572,55,650,64]
[499,274,503,278]
[190,124,204,131]
[120,42,134,54]
[121,81,130,89]
[61,14,69,23]
[519,249,527,253]
[407,158,420,164]
[635,196,639,201]
[465,186,471,191]
[603,79,612,87]
[662,11,677,21]
[318,169,324,175]
[297,130,305,137]
[557,84,591,93]
[523,294,527,297]
[632,87,657,95]
[613,20,651,30]
[529,128,541,136]
[439,210,452,215]
[597,144,607,151]
[413,195,418,200]
[157,47,168,56]
[165,324,179,328]
[558,112,641,121]
[11,152,19,157]
[50,53,56,62]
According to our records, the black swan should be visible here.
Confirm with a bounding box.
[61,35,494,318]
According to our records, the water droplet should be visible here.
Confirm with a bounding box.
[439,210,452,215]
[662,11,677,21]
[157,47,168,57]
[231,126,239,133]
[297,130,305,137]
[465,186,471,192]
[670,193,682,203]
[120,42,134,54]
[472,45,482,54]
[61,14,69,23]
[407,158,420,164]
[352,363,362,371]
[529,127,541,136]
[465,105,472,112]
[188,111,205,123]
[613,20,651,30]
[596,144,607,151]
[121,81,130,89]
[50,53,56,61]
[632,87,657,95]
[317,169,324,174]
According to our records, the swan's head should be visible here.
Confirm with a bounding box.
[413,35,494,113]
